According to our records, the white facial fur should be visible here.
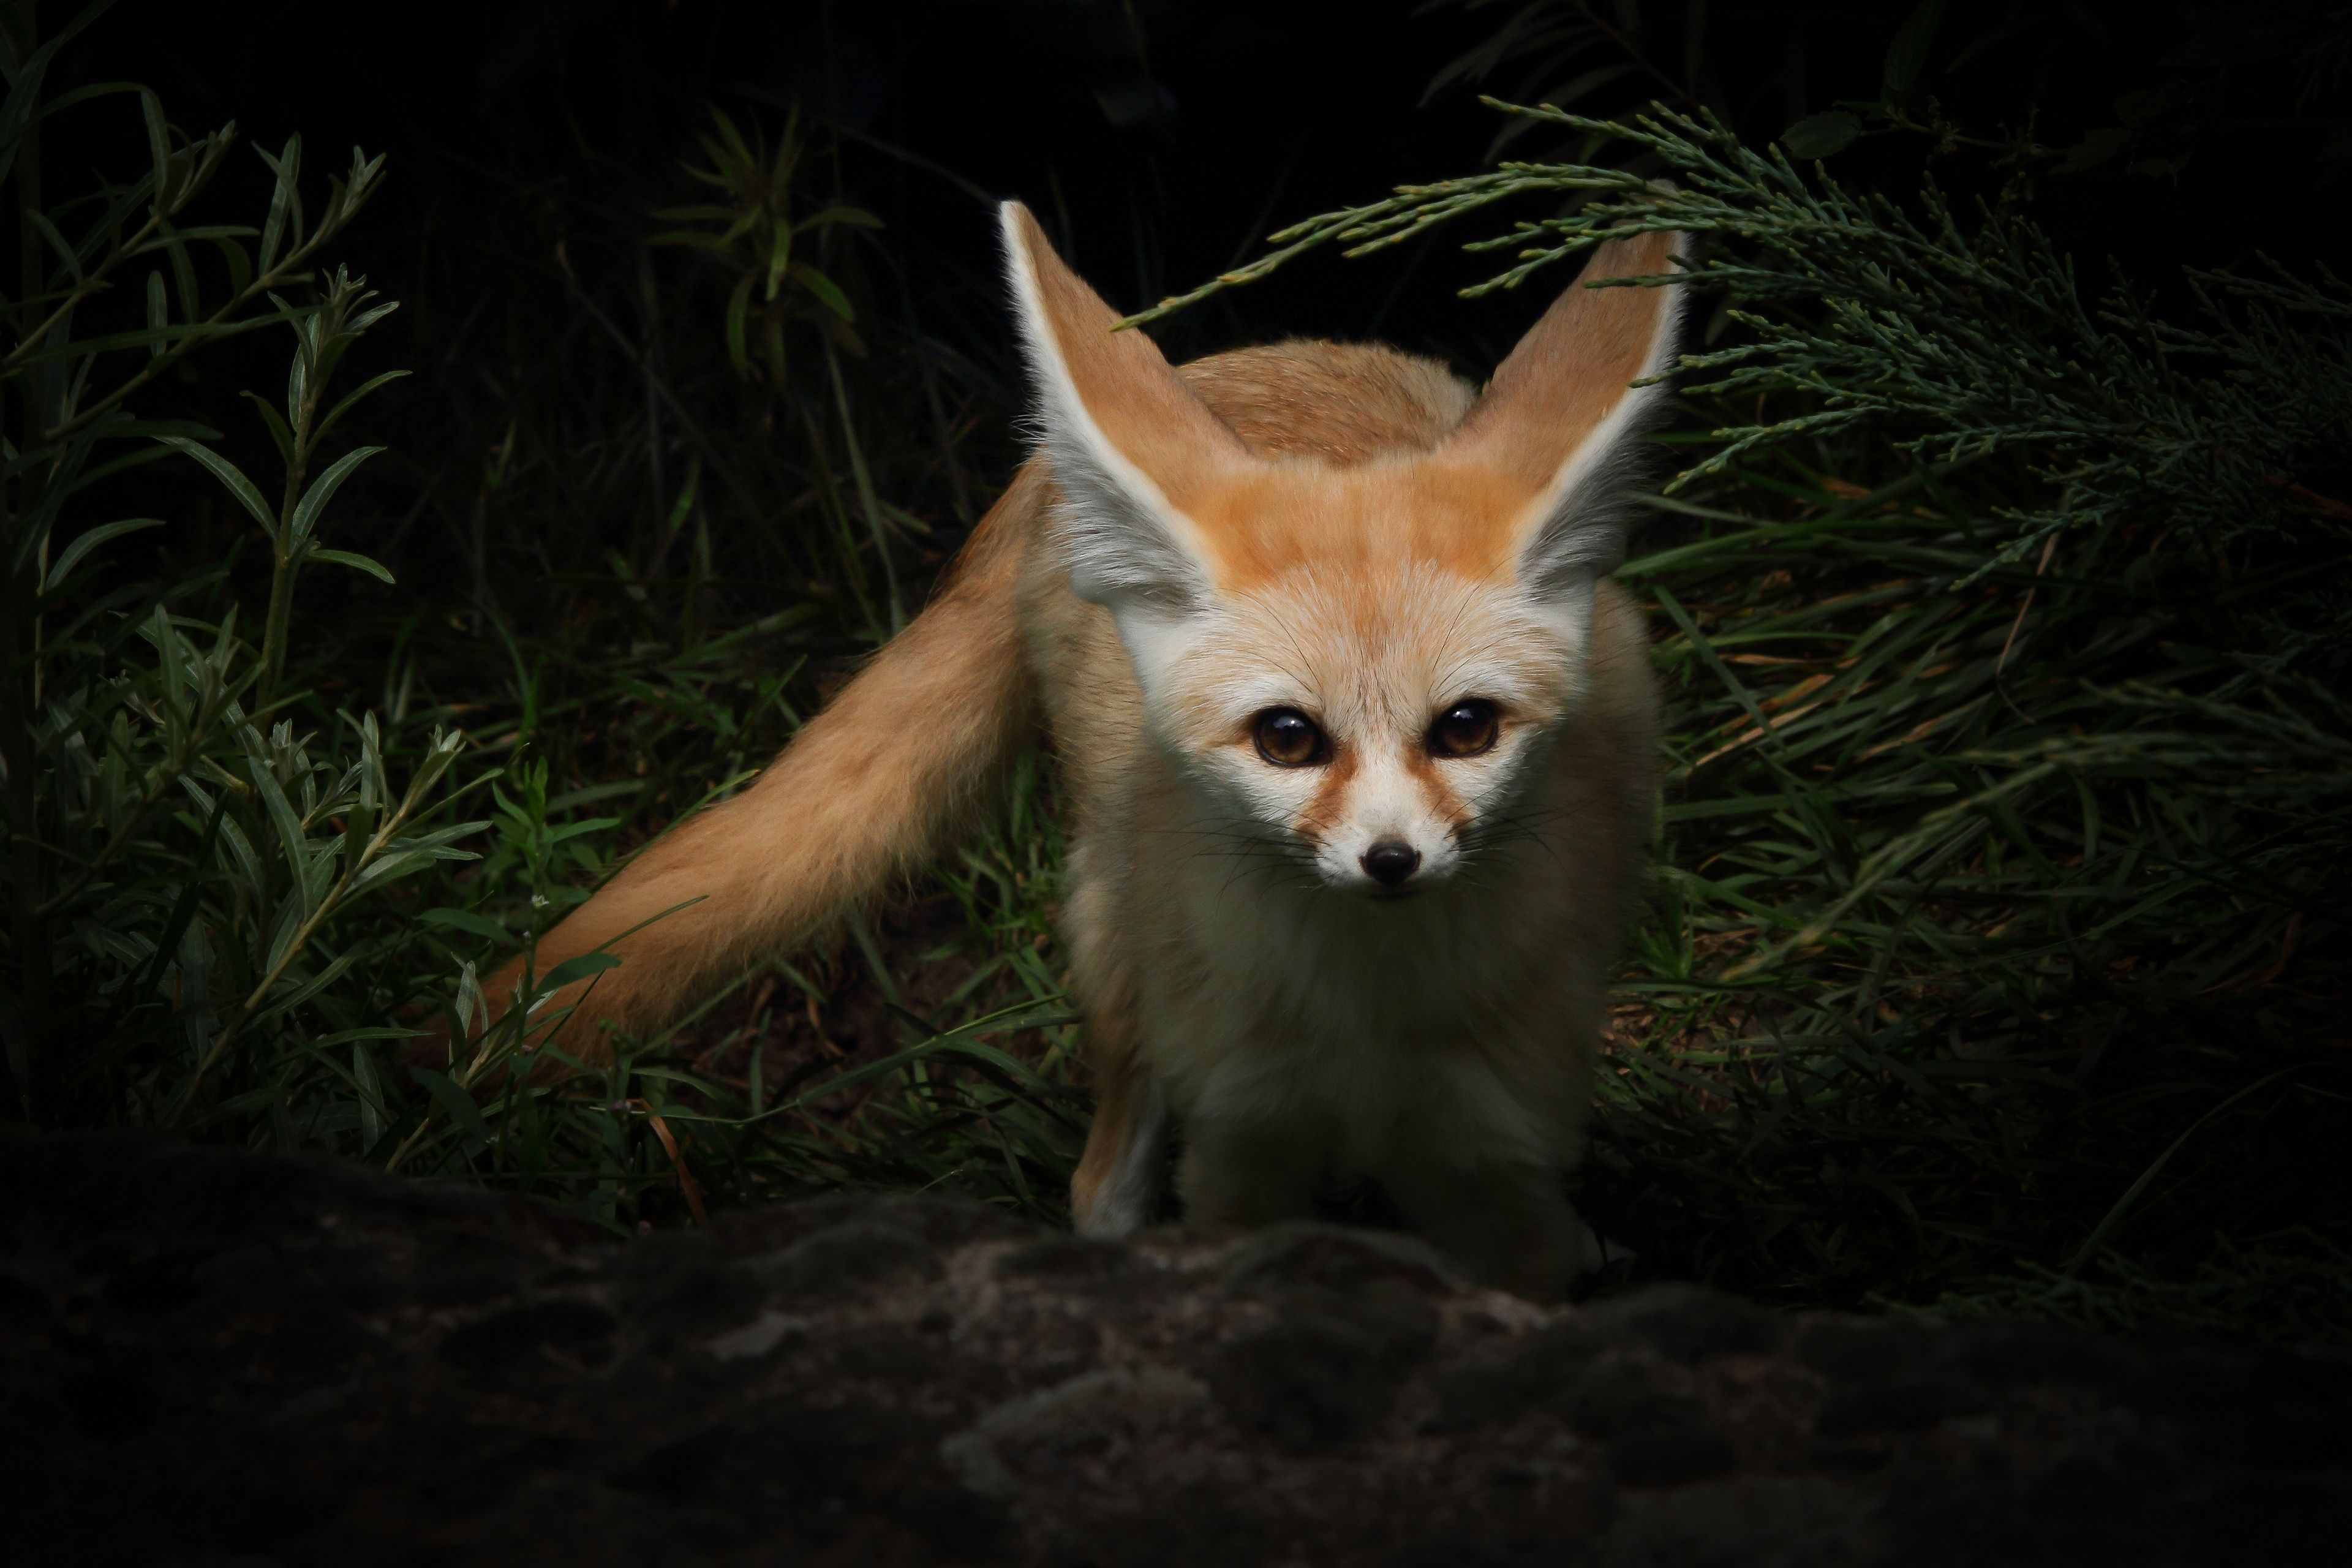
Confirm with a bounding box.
[1154,564,1585,894]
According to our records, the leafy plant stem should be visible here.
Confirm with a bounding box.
[169,735,463,1120]
[259,405,315,694]
[18,145,385,448]
[31,701,221,921]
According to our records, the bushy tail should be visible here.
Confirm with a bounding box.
[482,468,1044,1058]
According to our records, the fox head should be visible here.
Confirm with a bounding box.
[1002,202,1685,897]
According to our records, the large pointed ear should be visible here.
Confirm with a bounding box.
[999,201,1253,612]
[1443,229,1689,601]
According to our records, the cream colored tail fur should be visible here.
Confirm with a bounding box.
[480,468,1042,1057]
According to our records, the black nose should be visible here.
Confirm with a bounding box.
[1360,839,1420,887]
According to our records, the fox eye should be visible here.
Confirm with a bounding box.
[1252,707,1330,767]
[1428,698,1499,758]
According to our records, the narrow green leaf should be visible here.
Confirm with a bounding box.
[257,134,301,271]
[28,209,81,282]
[537,951,620,997]
[316,1027,427,1047]
[662,472,696,538]
[341,148,388,216]
[126,221,257,251]
[207,805,263,895]
[305,546,394,584]
[139,86,173,206]
[418,908,514,943]
[288,443,385,541]
[312,368,409,448]
[129,795,226,1012]
[794,203,884,231]
[300,841,341,921]
[156,435,275,530]
[712,106,755,171]
[250,946,361,1028]
[261,891,306,976]
[353,1040,385,1148]
[246,750,311,894]
[723,268,755,378]
[764,211,792,301]
[0,0,116,171]
[352,840,481,892]
[44,516,162,590]
[160,220,203,320]
[7,317,274,364]
[239,390,298,466]
[409,1066,496,1149]
[213,232,254,298]
[790,262,854,322]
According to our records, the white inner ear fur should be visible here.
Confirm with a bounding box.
[998,204,1220,696]
[1510,252,1689,646]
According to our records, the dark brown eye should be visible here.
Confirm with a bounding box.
[1252,707,1330,767]
[1428,698,1499,758]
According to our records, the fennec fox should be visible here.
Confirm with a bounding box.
[483,204,1684,1300]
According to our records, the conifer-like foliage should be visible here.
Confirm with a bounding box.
[1137,100,2351,1333]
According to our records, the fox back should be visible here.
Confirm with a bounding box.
[475,203,1684,1300]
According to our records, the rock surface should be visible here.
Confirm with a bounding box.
[4,1133,2346,1566]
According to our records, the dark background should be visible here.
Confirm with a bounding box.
[53,0,2342,672]
[85,0,2341,442]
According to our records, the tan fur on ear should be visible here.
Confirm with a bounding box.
[1446,230,1686,492]
[999,202,1250,514]
[1438,229,1687,592]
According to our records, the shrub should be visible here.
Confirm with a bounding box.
[0,2,494,1144]
[1139,100,2352,1334]
[1,4,1082,1232]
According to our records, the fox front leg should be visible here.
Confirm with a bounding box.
[1175,1115,1328,1231]
[1378,1156,1589,1303]
[1071,1073,1171,1238]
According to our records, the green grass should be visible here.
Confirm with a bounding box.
[1583,446,2349,1330]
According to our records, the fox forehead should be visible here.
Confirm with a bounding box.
[1165,560,1580,742]
[1178,456,1535,590]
